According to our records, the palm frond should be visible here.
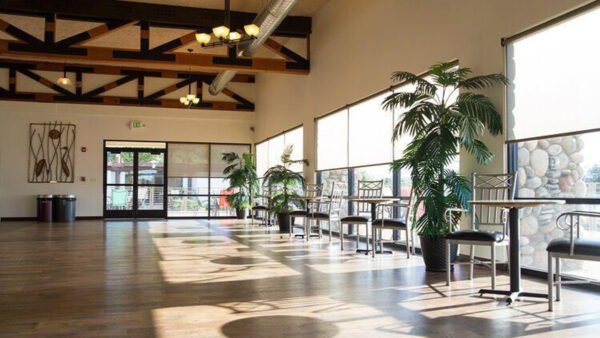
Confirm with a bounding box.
[391,71,437,96]
[457,74,507,90]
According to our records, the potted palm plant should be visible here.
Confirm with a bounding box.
[222,152,259,219]
[383,62,506,271]
[263,145,308,233]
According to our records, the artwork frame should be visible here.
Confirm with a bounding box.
[28,122,76,183]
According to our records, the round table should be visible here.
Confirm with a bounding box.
[468,199,565,304]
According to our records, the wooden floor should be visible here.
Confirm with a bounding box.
[1,219,600,337]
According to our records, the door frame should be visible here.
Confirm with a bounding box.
[103,143,167,219]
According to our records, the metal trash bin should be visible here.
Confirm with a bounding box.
[53,194,76,222]
[36,194,53,222]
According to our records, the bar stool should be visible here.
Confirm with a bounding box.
[289,183,322,239]
[340,180,383,251]
[548,211,600,311]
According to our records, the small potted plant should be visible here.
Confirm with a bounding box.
[222,152,258,219]
[263,145,308,232]
[383,62,506,271]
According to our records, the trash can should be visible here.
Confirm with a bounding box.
[36,194,53,222]
[53,194,76,222]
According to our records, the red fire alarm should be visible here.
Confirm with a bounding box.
[80,176,86,182]
[81,147,87,152]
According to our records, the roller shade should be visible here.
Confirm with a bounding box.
[506,6,600,142]
[168,143,209,178]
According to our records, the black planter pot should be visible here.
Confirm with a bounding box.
[235,208,247,220]
[277,213,290,233]
[419,236,458,272]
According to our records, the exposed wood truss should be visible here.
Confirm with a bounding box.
[0,0,311,74]
[0,59,255,111]
[0,0,311,37]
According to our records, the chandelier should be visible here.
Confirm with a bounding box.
[180,50,200,107]
[195,0,260,49]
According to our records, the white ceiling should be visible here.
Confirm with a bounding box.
[121,0,330,16]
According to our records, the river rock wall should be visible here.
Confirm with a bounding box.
[517,135,585,269]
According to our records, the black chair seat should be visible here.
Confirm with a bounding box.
[446,230,505,242]
[252,205,269,211]
[289,210,307,216]
[340,215,370,223]
[546,238,600,257]
[372,218,407,227]
[307,212,329,220]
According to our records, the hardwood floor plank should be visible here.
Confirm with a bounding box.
[1,219,599,337]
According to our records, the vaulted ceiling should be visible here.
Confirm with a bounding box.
[0,0,324,111]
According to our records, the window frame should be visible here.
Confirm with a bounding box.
[166,141,252,219]
[254,124,304,177]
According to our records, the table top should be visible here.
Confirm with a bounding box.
[348,196,400,204]
[468,199,565,208]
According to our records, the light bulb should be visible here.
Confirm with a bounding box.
[192,97,200,104]
[180,97,187,104]
[57,77,72,86]
[228,31,242,41]
[195,33,211,44]
[244,24,259,37]
[186,94,196,100]
[212,26,230,39]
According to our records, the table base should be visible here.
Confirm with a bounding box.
[479,289,547,304]
[355,249,393,255]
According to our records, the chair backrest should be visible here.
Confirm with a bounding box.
[304,183,323,211]
[471,172,517,230]
[357,180,383,213]
[327,182,346,217]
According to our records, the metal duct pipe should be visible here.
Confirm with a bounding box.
[208,0,300,95]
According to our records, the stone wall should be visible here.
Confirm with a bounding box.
[517,135,585,269]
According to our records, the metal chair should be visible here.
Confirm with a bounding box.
[548,211,600,311]
[445,172,517,289]
[251,185,271,226]
[371,190,417,258]
[289,183,322,239]
[306,182,345,242]
[340,180,383,251]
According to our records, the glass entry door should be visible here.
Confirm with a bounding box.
[104,147,166,218]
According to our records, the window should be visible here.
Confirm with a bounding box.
[315,71,459,247]
[506,5,600,280]
[255,126,304,177]
[167,143,250,218]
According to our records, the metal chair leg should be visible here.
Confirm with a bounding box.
[289,214,293,239]
[405,228,410,259]
[548,253,554,311]
[371,226,376,258]
[411,229,416,255]
[365,224,369,252]
[556,257,561,301]
[305,218,310,242]
[318,221,322,239]
[328,221,332,243]
[491,244,496,290]
[379,229,383,254]
[340,224,344,251]
[469,245,475,280]
[446,240,451,286]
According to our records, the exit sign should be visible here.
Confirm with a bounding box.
[130,121,143,129]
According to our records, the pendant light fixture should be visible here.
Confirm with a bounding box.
[57,65,72,86]
[195,0,259,48]
[180,49,200,107]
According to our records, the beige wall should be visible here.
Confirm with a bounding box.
[0,102,254,218]
[254,0,589,182]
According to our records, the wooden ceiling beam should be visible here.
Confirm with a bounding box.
[0,59,255,82]
[0,0,311,38]
[0,40,310,74]
[0,18,43,45]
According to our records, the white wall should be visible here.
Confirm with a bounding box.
[254,0,590,181]
[0,102,254,218]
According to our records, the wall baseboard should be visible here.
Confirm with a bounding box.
[1,216,103,222]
